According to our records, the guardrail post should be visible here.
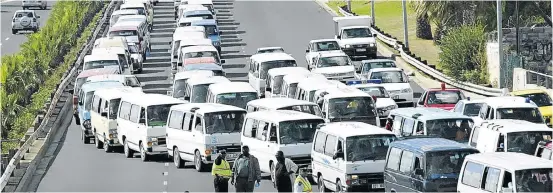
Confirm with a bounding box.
[8,149,17,170]
[33,116,41,131]
[24,128,34,141]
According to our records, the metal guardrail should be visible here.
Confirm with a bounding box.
[0,1,118,191]
[338,7,504,97]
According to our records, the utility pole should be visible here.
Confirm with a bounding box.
[346,0,351,13]
[401,0,409,48]
[515,0,520,55]
[371,0,375,26]
[497,0,504,88]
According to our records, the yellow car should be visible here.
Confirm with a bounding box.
[511,89,553,127]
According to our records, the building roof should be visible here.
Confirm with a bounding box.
[174,70,214,81]
[465,152,553,171]
[186,76,230,86]
[390,107,472,121]
[477,119,552,133]
[391,137,477,153]
[246,110,323,123]
[171,103,245,115]
[208,82,256,95]
[76,68,119,79]
[319,122,394,138]
[250,53,295,63]
[93,86,143,100]
[121,93,186,106]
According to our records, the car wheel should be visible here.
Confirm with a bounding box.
[173,148,185,168]
[139,142,149,162]
[103,135,112,152]
[124,139,134,158]
[11,29,16,34]
[82,130,90,144]
[318,175,330,192]
[194,150,206,172]
[94,132,103,149]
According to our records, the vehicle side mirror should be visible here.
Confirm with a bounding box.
[414,168,423,176]
[373,33,377,37]
[101,112,108,117]
[332,151,344,160]
[68,89,74,94]
[167,90,173,96]
[418,101,424,105]
[177,62,182,66]
[305,49,309,53]
[336,35,341,39]
[221,60,225,64]
[184,96,190,101]
[265,87,272,92]
[37,16,40,18]
[139,118,146,124]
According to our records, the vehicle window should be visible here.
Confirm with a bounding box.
[84,92,95,111]
[426,150,478,179]
[470,126,480,147]
[461,161,485,188]
[541,148,553,160]
[314,131,327,153]
[184,51,220,63]
[108,99,121,119]
[191,84,210,103]
[279,119,323,145]
[453,101,464,113]
[463,103,483,117]
[324,135,337,156]
[147,104,177,127]
[92,96,101,113]
[129,104,141,123]
[356,86,390,98]
[342,28,372,38]
[399,151,414,173]
[483,167,501,192]
[328,97,376,119]
[168,110,185,129]
[243,118,257,138]
[361,61,396,73]
[216,92,258,109]
[256,121,269,140]
[83,60,119,70]
[502,171,513,188]
[271,75,284,94]
[416,122,424,134]
[426,119,474,142]
[401,118,415,136]
[369,71,407,83]
[515,168,553,192]
[427,90,464,105]
[125,77,141,87]
[317,56,350,68]
[497,108,544,124]
[479,105,488,119]
[259,60,297,79]
[506,131,553,155]
[518,93,553,107]
[204,111,245,134]
[278,105,323,117]
[128,45,140,53]
[194,115,203,133]
[183,113,193,131]
[173,79,186,98]
[109,30,138,37]
[346,134,396,162]
[314,41,340,52]
[118,101,131,120]
[385,148,402,171]
[201,25,218,35]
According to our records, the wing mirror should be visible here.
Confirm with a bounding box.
[414,168,424,176]
[36,16,40,18]
[336,35,341,39]
[68,89,74,94]
[332,151,344,160]
[305,49,309,53]
[418,101,424,105]
[101,112,108,117]
[167,90,173,96]
[221,59,226,64]
[184,96,190,101]
[78,101,83,106]
[265,87,272,92]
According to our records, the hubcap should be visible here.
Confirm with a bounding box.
[174,149,179,166]
[104,138,108,151]
[124,142,129,155]
[195,153,200,169]
[140,145,146,159]
[270,164,275,182]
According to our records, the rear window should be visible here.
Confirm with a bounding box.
[15,12,33,18]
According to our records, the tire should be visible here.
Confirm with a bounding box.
[194,150,206,172]
[22,6,27,10]
[42,5,47,10]
[74,114,81,125]
[33,27,38,33]
[137,66,143,73]
[103,135,112,152]
[124,139,134,158]
[11,29,16,34]
[81,130,90,144]
[139,142,149,162]
[94,132,103,149]
[270,162,276,185]
[371,53,378,59]
[318,175,330,192]
[336,179,343,192]
[142,53,146,61]
[173,148,185,168]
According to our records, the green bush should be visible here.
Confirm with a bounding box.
[438,23,489,84]
[0,1,106,150]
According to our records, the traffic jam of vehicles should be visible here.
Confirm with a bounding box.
[68,0,553,192]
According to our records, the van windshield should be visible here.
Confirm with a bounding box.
[515,168,552,192]
[342,28,372,38]
[272,75,284,94]
[346,134,396,162]
[370,71,408,83]
[187,14,213,19]
[191,84,209,103]
[463,103,483,116]
[317,56,350,68]
[185,51,220,63]
[328,97,376,119]
[204,111,246,134]
[425,150,477,179]
[216,92,258,109]
[124,77,141,87]
[109,30,138,37]
[497,108,544,124]
[109,99,121,119]
[260,60,297,79]
[278,119,324,144]
[357,86,389,98]
[201,25,218,35]
[85,91,95,110]
[84,60,119,70]
[507,131,553,155]
[361,61,396,73]
[147,104,176,127]
[278,105,323,117]
[173,79,187,98]
[426,119,473,142]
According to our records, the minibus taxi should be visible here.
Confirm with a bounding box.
[82,53,122,73]
[177,16,203,27]
[119,2,152,31]
[116,15,150,32]
[184,76,230,103]
[295,76,341,102]
[91,47,131,70]
[535,140,552,160]
[126,43,143,73]
[452,97,485,118]
[358,59,396,74]
[86,74,144,91]
[387,107,473,143]
[248,53,298,97]
[241,110,325,183]
[385,138,479,193]
[180,63,225,76]
[313,122,397,192]
[183,9,214,20]
[265,67,310,98]
[309,50,357,82]
[170,30,209,70]
[94,37,129,54]
[316,86,380,126]
[168,70,213,99]
[172,38,212,72]
[178,45,223,67]
[458,152,552,193]
[174,0,189,18]
[90,87,143,152]
[474,96,544,126]
[283,73,327,99]
[167,103,246,171]
[71,68,119,125]
[190,19,221,53]
[108,22,150,60]
[177,4,207,20]
[76,81,125,144]
[179,57,218,73]
[188,0,214,15]
[256,47,285,54]
[117,93,186,161]
[246,98,323,117]
[206,82,258,109]
[346,79,398,126]
[110,9,139,27]
[469,119,552,155]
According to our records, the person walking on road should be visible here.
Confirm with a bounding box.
[231,146,261,192]
[273,151,298,192]
[294,168,312,193]
[212,150,232,192]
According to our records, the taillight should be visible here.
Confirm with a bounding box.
[73,96,78,105]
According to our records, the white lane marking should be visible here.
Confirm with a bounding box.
[0,0,17,4]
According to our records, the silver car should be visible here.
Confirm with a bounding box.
[22,0,47,10]
[11,10,40,34]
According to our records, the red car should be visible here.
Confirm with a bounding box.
[416,83,466,110]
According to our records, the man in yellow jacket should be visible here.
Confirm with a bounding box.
[212,150,232,192]
[294,168,312,193]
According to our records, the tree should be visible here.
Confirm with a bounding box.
[415,13,433,40]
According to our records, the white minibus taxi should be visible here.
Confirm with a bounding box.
[248,53,298,98]
[295,77,343,103]
[184,76,230,103]
[458,152,552,193]
[282,73,327,99]
[177,16,203,27]
[246,98,323,117]
[117,93,186,161]
[206,82,258,109]
[91,47,131,70]
[82,53,122,73]
[188,0,214,15]
[109,22,150,60]
[94,37,129,53]
[119,2,152,29]
[87,74,144,91]
[241,110,325,182]
[168,70,213,99]
[265,67,310,98]
[90,87,143,152]
[177,4,207,20]
[179,45,223,67]
[110,9,139,27]
[167,103,246,171]
[474,96,544,126]
[170,27,208,69]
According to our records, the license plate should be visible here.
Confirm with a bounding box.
[227,153,238,159]
[356,48,366,52]
[371,184,384,189]
[393,95,400,99]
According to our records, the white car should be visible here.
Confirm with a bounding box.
[11,10,40,34]
[255,47,285,54]
[310,50,356,81]
[22,0,47,10]
[305,39,341,67]
[347,80,398,125]
[363,67,414,107]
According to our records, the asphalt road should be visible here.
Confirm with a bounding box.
[35,0,425,192]
[0,0,55,56]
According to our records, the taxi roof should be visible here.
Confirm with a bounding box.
[179,4,206,11]
[121,93,186,107]
[257,46,283,51]
[390,107,472,121]
[283,73,326,84]
[246,110,323,123]
[465,152,552,171]
[483,96,538,108]
[174,70,214,80]
[188,0,213,4]
[268,67,310,77]
[84,53,119,62]
[112,9,139,16]
[318,50,348,57]
[173,31,206,41]
[175,26,205,33]
[322,86,369,99]
[118,15,146,22]
[183,63,222,71]
[457,98,486,104]
[208,82,256,95]
[319,122,394,138]
[179,38,212,47]
[184,9,212,15]
[81,81,125,92]
[86,74,136,82]
[94,86,143,100]
[181,45,217,53]
[477,119,552,133]
[186,76,230,86]
[191,19,217,26]
[250,53,295,63]
[297,77,336,91]
[391,137,477,154]
[349,83,386,89]
[370,67,403,73]
[171,103,245,115]
[76,68,119,79]
[184,57,216,65]
[92,47,126,54]
[109,24,139,32]
[178,17,203,24]
[120,2,145,8]
[247,98,317,109]
[309,39,339,43]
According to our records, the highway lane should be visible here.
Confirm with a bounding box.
[0,0,55,55]
[36,0,426,192]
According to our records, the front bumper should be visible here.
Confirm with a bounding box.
[146,145,169,155]
[342,46,377,57]
[343,173,384,192]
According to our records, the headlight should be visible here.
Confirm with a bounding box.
[385,105,397,110]
[83,120,91,129]
[401,88,412,93]
[205,145,217,155]
[370,43,376,47]
[345,44,351,48]
[346,174,361,185]
[147,137,158,146]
